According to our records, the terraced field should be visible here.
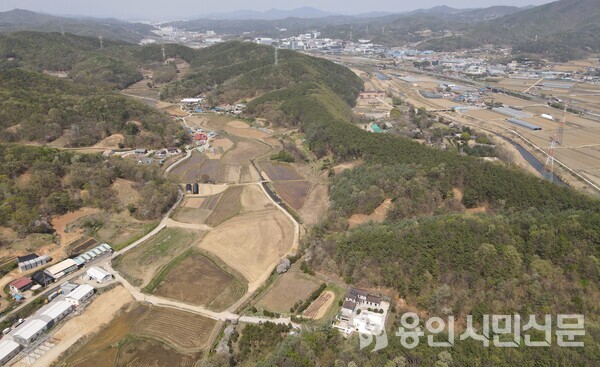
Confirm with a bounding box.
[257,271,321,314]
[200,194,222,210]
[152,252,246,311]
[169,152,206,182]
[113,228,199,287]
[116,339,196,367]
[132,307,217,351]
[259,161,304,181]
[205,186,243,227]
[272,181,312,210]
[198,209,294,283]
[197,159,221,182]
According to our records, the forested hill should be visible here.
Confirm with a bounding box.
[158,41,364,108]
[418,0,600,60]
[0,9,156,43]
[183,37,597,367]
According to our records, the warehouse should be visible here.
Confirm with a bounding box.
[86,267,112,283]
[492,107,532,119]
[507,118,542,131]
[0,340,21,365]
[38,300,73,327]
[12,318,48,345]
[44,259,78,279]
[66,284,94,306]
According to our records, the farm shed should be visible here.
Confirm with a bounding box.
[9,277,33,294]
[492,107,532,119]
[87,267,112,283]
[74,243,112,265]
[17,253,38,263]
[507,118,542,131]
[44,259,78,279]
[0,340,21,365]
[12,318,48,345]
[18,255,51,272]
[66,284,94,306]
[32,271,54,287]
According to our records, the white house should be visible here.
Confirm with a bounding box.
[66,284,94,306]
[86,267,112,283]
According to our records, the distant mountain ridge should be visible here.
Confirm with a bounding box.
[199,7,335,20]
[0,8,156,43]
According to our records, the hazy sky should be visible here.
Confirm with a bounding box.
[2,0,554,20]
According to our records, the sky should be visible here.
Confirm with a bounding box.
[1,0,554,20]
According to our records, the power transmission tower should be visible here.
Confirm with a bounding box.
[274,47,278,66]
[162,44,166,62]
[99,35,103,49]
[543,133,557,182]
[557,107,566,146]
[543,107,567,182]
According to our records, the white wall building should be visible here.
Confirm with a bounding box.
[12,318,48,345]
[38,300,73,327]
[0,340,21,365]
[86,267,112,283]
[66,284,94,306]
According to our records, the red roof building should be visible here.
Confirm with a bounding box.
[9,277,33,294]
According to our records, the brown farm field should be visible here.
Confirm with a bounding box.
[113,228,199,287]
[152,252,246,311]
[240,184,274,212]
[198,209,294,283]
[303,291,335,319]
[116,338,196,367]
[272,180,312,210]
[169,151,206,182]
[171,207,212,225]
[257,271,321,314]
[132,307,218,351]
[205,186,243,227]
[63,304,148,366]
[222,139,270,165]
[259,161,304,181]
[62,304,205,367]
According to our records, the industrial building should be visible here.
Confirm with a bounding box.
[37,300,73,327]
[66,284,94,306]
[73,243,112,266]
[12,318,48,345]
[61,282,79,295]
[44,259,78,279]
[507,118,542,131]
[86,267,112,283]
[492,106,532,119]
[18,254,51,272]
[0,340,21,365]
